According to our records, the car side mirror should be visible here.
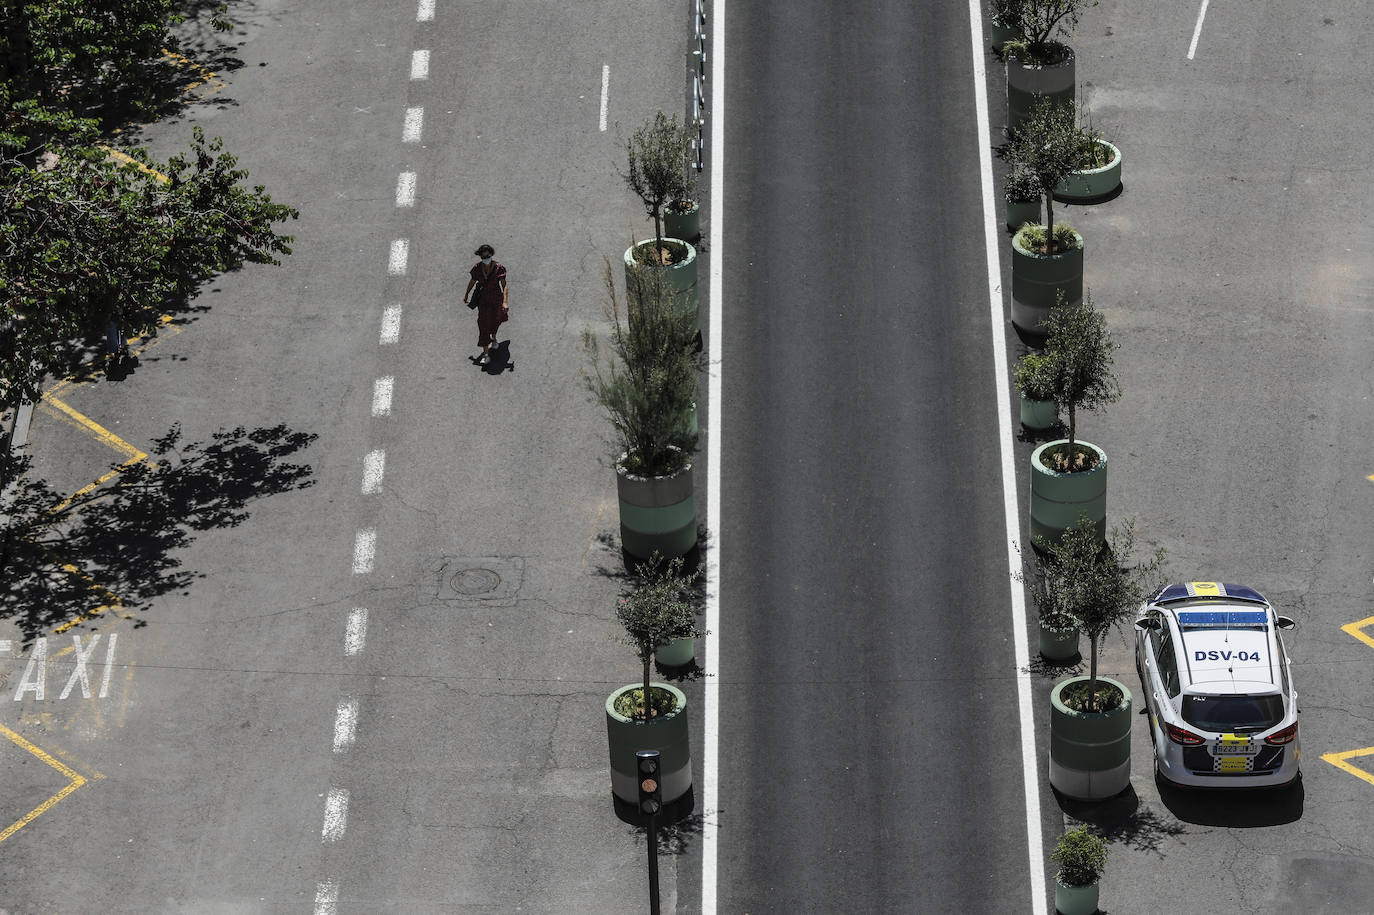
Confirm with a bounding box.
[1275,616,1297,630]
[1134,618,1159,632]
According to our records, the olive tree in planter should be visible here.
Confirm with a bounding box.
[1000,0,1096,128]
[1000,96,1088,333]
[1013,350,1057,433]
[1046,518,1165,800]
[1028,291,1119,545]
[623,110,699,322]
[1052,825,1108,915]
[987,0,1024,53]
[583,258,700,568]
[605,556,702,820]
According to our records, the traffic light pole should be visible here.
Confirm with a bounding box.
[646,811,660,915]
[636,749,663,915]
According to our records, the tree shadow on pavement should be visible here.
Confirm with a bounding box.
[0,422,317,644]
[1057,787,1189,857]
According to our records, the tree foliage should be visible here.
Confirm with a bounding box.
[1028,518,1165,712]
[614,555,701,720]
[999,95,1094,250]
[623,110,694,251]
[1040,291,1119,456]
[0,3,296,411]
[995,0,1095,62]
[582,257,699,477]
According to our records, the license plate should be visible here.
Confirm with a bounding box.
[1217,757,1251,773]
[1214,736,1258,756]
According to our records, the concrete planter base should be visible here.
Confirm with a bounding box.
[1010,227,1083,335]
[1039,621,1080,662]
[1055,878,1101,915]
[1055,140,1123,203]
[606,683,691,810]
[624,239,699,332]
[1006,45,1075,129]
[617,454,698,566]
[1020,395,1057,431]
[663,202,700,242]
[1049,675,1133,800]
[1029,440,1106,547]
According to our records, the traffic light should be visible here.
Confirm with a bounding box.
[636,750,662,817]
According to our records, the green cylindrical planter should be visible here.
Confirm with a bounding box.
[1049,675,1133,800]
[656,637,695,668]
[1006,45,1075,130]
[1039,620,1080,662]
[1029,440,1106,546]
[1006,198,1041,233]
[1020,394,1057,431]
[616,455,697,564]
[663,202,700,242]
[606,683,691,805]
[1055,140,1122,203]
[1055,879,1101,915]
[1011,227,1083,335]
[625,239,699,332]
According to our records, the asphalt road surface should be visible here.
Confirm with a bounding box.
[4,1,1374,913]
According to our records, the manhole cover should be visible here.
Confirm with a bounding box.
[435,557,524,603]
[451,568,501,596]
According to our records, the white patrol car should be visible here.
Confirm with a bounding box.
[1134,582,1299,789]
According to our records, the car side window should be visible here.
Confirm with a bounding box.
[1276,632,1290,695]
[1147,611,1164,655]
[1156,628,1181,698]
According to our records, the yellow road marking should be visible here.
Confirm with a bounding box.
[51,563,124,634]
[0,725,88,844]
[98,146,170,184]
[41,396,145,462]
[161,49,226,96]
[1321,746,1374,788]
[1342,616,1374,652]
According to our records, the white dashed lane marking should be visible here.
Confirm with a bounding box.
[361,449,385,494]
[321,788,350,842]
[387,239,409,275]
[396,172,416,207]
[411,49,430,79]
[371,377,394,417]
[599,64,610,132]
[380,304,402,344]
[402,107,424,143]
[351,529,376,574]
[416,0,435,22]
[333,698,359,752]
[345,608,368,656]
[313,879,339,915]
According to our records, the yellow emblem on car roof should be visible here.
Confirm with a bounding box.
[1187,582,1223,596]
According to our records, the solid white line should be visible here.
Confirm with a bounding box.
[371,376,394,417]
[402,106,424,143]
[396,172,416,207]
[1187,0,1210,60]
[411,49,430,80]
[333,698,359,752]
[345,608,368,656]
[967,4,1047,913]
[701,0,725,910]
[321,788,350,842]
[313,880,339,915]
[380,304,402,344]
[352,529,376,574]
[599,64,610,132]
[416,0,435,22]
[388,239,409,275]
[361,449,385,494]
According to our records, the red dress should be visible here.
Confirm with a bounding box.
[471,261,508,347]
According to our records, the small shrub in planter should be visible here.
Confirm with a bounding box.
[1000,96,1095,253]
[582,258,699,478]
[623,110,695,264]
[1052,825,1107,887]
[614,555,704,719]
[1036,517,1166,712]
[998,0,1096,66]
[1036,291,1118,473]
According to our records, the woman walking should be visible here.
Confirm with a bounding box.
[463,243,509,365]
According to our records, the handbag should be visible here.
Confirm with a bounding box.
[467,281,481,309]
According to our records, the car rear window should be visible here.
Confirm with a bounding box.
[1182,694,1284,732]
